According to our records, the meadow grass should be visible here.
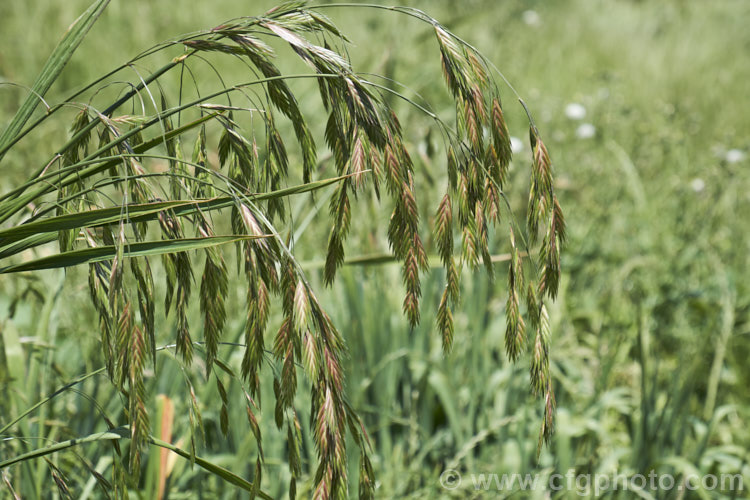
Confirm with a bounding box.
[1,0,749,498]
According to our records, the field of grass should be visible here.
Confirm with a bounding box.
[1,0,749,498]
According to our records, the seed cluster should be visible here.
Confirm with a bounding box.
[0,2,565,497]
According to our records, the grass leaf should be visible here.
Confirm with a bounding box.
[0,0,110,160]
[0,236,269,274]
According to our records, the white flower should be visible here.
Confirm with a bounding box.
[690,178,705,193]
[510,136,524,154]
[565,103,587,120]
[522,10,540,26]
[725,149,745,163]
[575,123,596,139]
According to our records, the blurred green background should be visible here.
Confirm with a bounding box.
[1,0,748,498]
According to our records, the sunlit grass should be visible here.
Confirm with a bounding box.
[1,0,749,498]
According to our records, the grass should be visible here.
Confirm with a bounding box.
[2,0,750,498]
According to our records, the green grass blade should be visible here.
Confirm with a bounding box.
[0,427,273,499]
[0,236,268,274]
[0,174,355,256]
[148,436,273,499]
[0,201,191,245]
[0,0,110,160]
[0,428,126,469]
[0,233,58,260]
